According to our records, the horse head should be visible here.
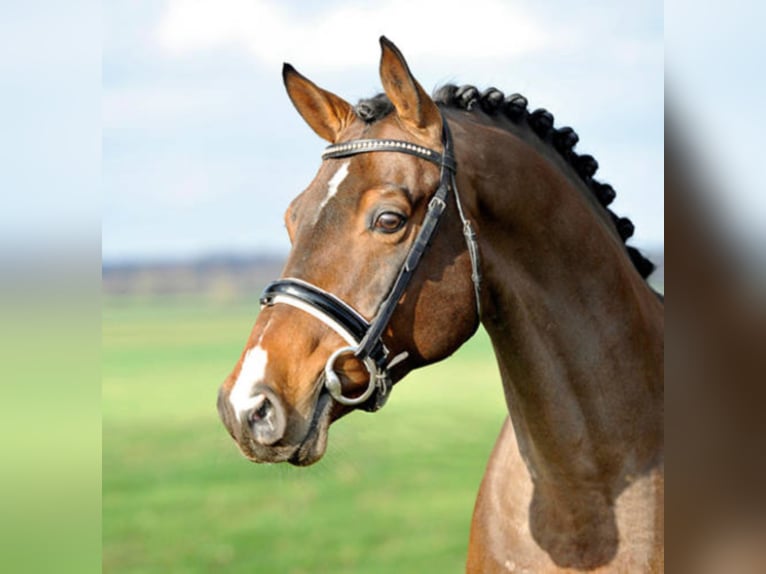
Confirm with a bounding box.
[217,37,479,465]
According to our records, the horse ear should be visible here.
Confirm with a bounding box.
[282,63,356,143]
[378,36,442,142]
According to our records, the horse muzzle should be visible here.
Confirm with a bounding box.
[217,380,334,466]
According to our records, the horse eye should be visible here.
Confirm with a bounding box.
[374,211,406,233]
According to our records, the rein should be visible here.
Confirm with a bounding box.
[260,115,481,412]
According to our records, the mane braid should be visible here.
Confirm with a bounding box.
[353,86,656,280]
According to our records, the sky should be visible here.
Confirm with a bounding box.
[102,0,665,263]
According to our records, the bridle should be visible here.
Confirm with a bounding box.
[260,114,482,412]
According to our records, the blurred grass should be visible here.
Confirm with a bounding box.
[103,295,507,573]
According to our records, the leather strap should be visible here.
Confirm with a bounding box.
[355,172,453,359]
[260,113,480,412]
[323,138,456,172]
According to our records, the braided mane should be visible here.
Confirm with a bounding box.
[354,87,656,280]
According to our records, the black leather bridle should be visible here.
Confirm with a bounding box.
[260,114,481,412]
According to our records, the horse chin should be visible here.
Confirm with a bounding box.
[288,389,334,467]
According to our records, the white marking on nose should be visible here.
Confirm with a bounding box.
[315,161,350,221]
[229,345,270,422]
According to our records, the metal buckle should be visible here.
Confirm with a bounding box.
[428,195,447,213]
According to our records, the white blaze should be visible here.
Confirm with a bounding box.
[229,344,270,422]
[316,161,350,221]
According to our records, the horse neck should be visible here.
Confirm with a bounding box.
[453,113,664,495]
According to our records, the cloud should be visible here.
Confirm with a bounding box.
[157,0,552,70]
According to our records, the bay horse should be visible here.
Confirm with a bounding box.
[217,37,664,572]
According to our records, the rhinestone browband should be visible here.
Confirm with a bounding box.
[323,138,455,171]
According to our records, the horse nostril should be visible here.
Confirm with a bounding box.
[247,392,286,446]
[250,396,272,422]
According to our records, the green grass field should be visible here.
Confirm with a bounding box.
[103,296,508,573]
